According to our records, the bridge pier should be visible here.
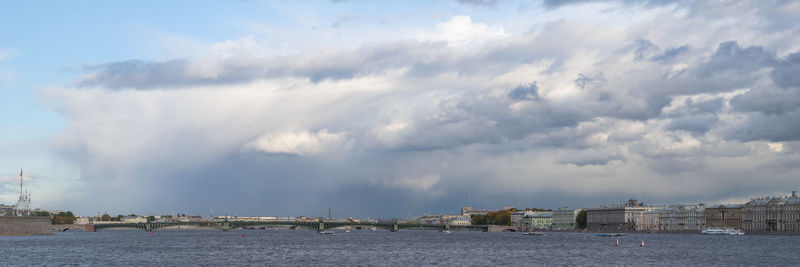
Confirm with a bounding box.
[392,223,399,232]
[318,219,325,231]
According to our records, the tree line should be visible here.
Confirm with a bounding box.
[469,208,588,229]
[32,211,76,224]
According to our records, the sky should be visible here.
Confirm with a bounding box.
[0,0,799,218]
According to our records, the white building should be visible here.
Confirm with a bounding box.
[634,210,660,232]
[658,204,706,232]
[742,191,800,233]
[587,199,664,232]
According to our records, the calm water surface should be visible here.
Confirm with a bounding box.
[2,229,799,266]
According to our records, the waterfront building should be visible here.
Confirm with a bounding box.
[658,204,706,232]
[587,199,664,232]
[552,208,582,230]
[75,217,91,224]
[420,214,471,225]
[742,191,800,233]
[448,216,472,226]
[634,210,660,232]
[461,206,500,216]
[511,211,533,226]
[705,204,743,230]
[523,212,553,230]
[122,216,147,223]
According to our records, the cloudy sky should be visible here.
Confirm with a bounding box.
[1,0,799,217]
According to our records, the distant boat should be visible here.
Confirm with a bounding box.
[523,232,543,236]
[317,230,336,235]
[597,233,625,237]
[701,227,744,235]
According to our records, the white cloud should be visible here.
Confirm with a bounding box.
[423,16,508,47]
[246,129,347,156]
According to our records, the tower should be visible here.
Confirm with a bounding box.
[15,169,31,216]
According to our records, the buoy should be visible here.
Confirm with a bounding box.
[615,238,619,246]
[640,240,645,247]
[242,233,245,238]
[151,231,154,235]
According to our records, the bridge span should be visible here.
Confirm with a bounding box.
[90,219,488,232]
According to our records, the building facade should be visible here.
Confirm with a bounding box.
[511,211,532,227]
[658,204,706,232]
[742,192,800,233]
[634,210,660,232]
[552,208,582,230]
[461,206,504,217]
[587,199,663,232]
[523,212,553,230]
[0,204,14,216]
[705,204,743,230]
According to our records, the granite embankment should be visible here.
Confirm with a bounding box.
[0,216,53,235]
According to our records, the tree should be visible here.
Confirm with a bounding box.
[147,216,156,222]
[33,211,50,217]
[101,214,112,221]
[576,210,587,230]
[470,210,512,226]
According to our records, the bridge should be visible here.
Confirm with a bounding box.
[90,219,489,232]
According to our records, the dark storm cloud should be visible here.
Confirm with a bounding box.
[556,149,626,166]
[651,45,689,62]
[726,110,800,142]
[731,87,800,115]
[697,41,776,76]
[771,51,800,88]
[664,114,718,134]
[507,83,539,101]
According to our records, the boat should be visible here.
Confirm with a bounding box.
[701,227,744,235]
[317,230,336,235]
[523,232,543,236]
[597,233,626,237]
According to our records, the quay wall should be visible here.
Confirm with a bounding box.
[53,224,95,232]
[0,216,53,235]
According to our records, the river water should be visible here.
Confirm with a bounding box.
[2,229,799,266]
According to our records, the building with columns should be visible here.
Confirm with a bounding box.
[634,210,660,232]
[523,212,553,230]
[705,204,743,230]
[587,199,664,232]
[742,191,800,233]
[658,204,706,232]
